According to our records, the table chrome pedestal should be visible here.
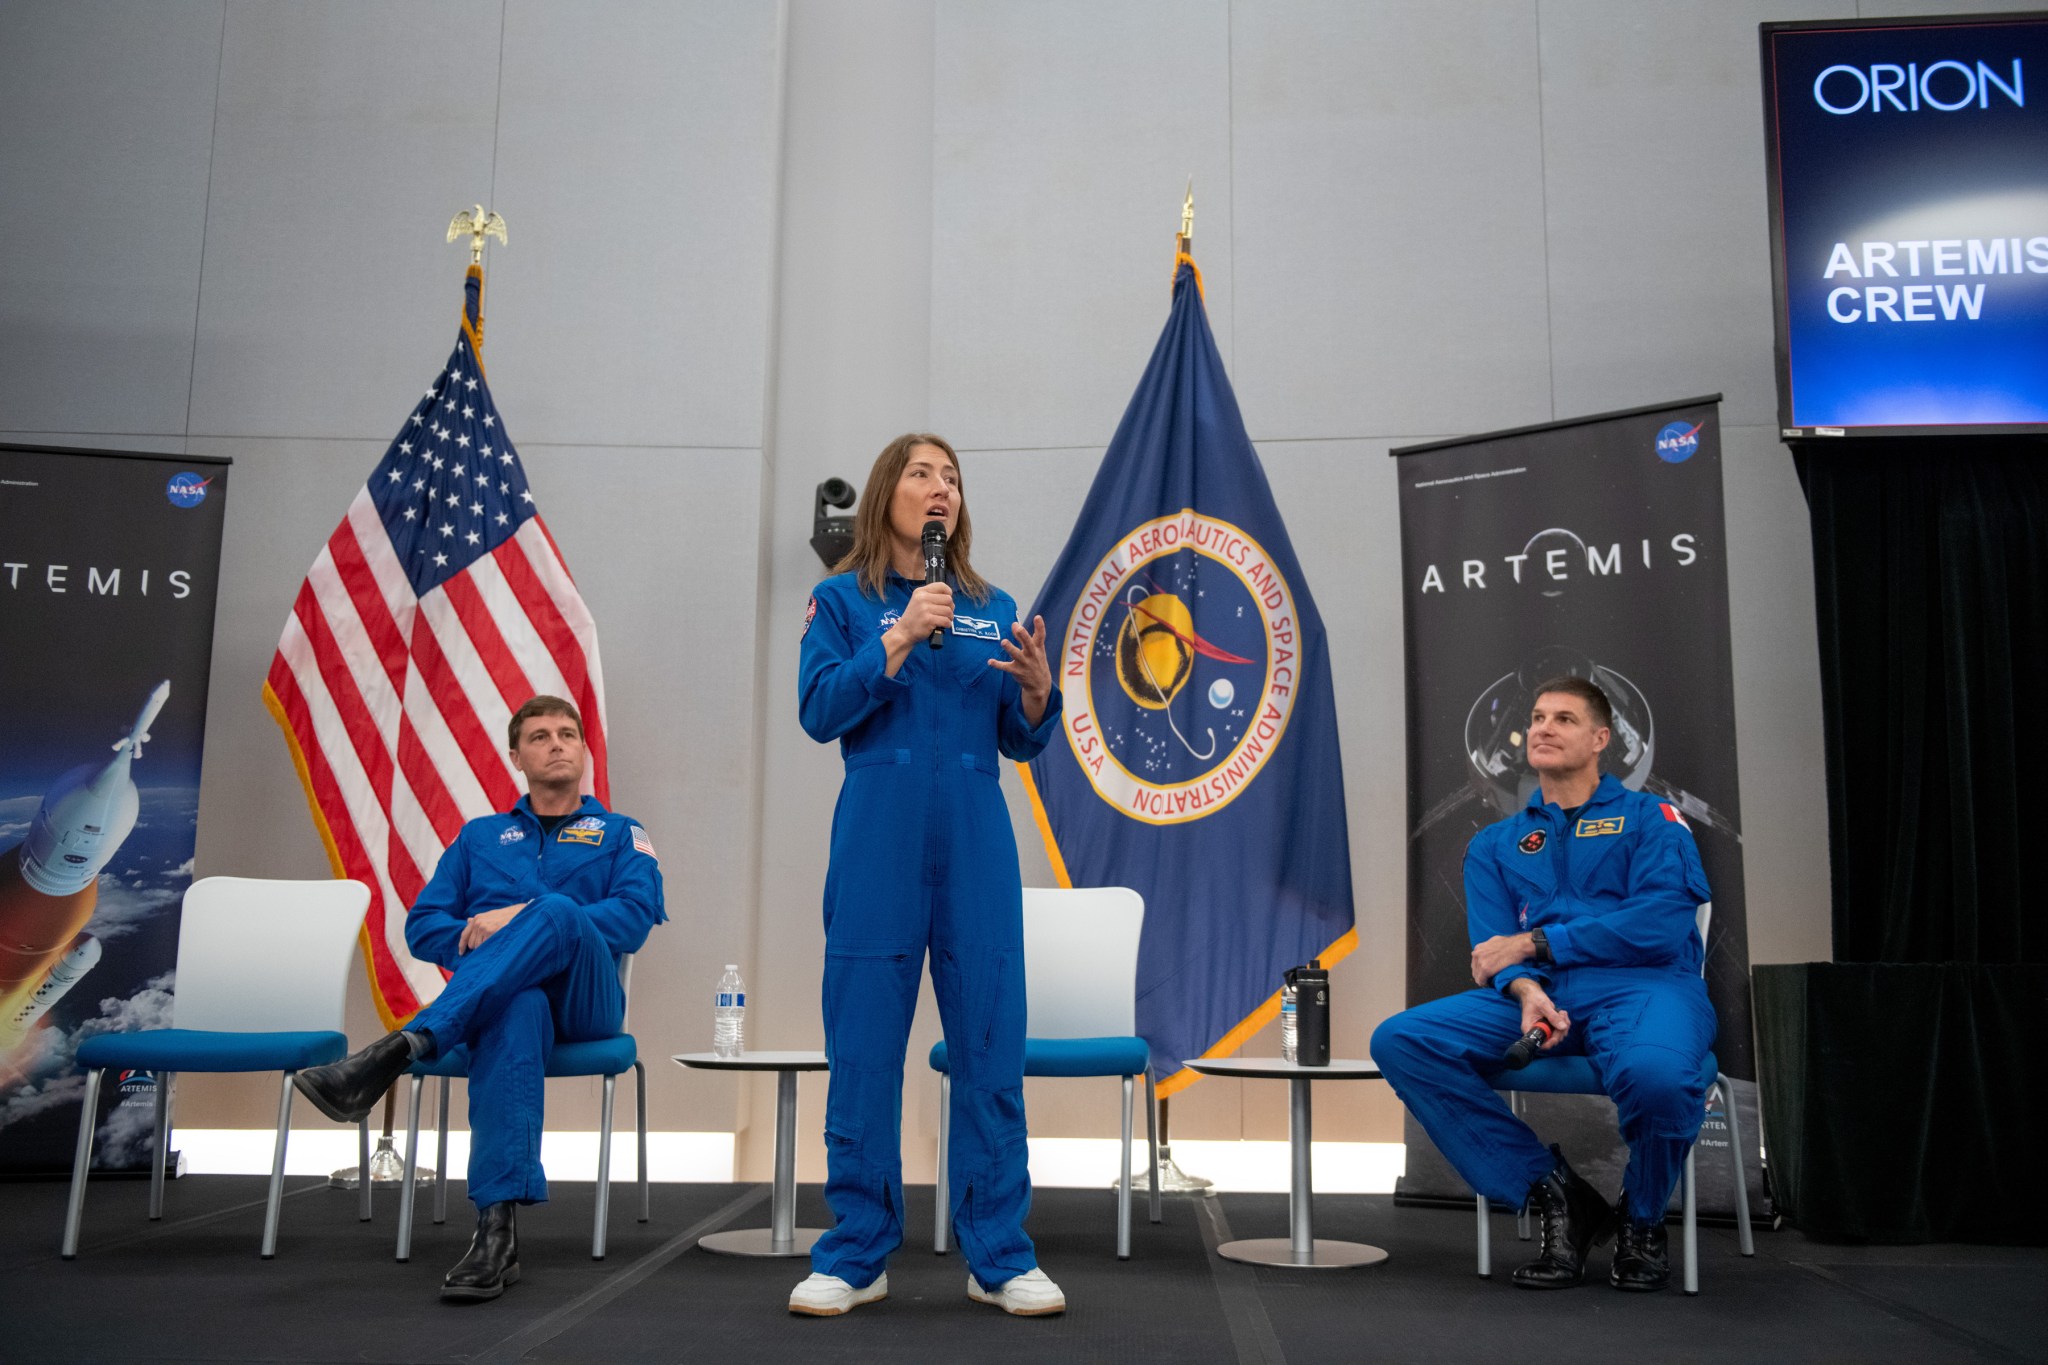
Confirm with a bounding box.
[1185,1057,1389,1269]
[674,1051,830,1257]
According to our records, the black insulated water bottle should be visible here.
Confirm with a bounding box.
[1289,959,1330,1066]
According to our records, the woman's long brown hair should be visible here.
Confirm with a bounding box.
[833,432,991,604]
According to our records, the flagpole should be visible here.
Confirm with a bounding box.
[325,205,503,1198]
[1116,181,1220,1202]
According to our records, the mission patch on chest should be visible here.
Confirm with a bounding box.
[558,815,606,846]
[1575,816,1625,838]
[1517,829,1547,854]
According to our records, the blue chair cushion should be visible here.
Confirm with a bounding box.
[1486,1050,1720,1096]
[407,1034,638,1080]
[75,1029,347,1074]
[929,1036,1150,1079]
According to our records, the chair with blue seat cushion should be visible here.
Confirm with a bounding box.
[394,952,646,1262]
[61,876,372,1260]
[930,886,1161,1260]
[1473,903,1755,1294]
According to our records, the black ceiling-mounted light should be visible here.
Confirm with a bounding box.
[811,478,856,568]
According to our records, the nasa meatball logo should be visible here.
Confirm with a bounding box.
[1518,830,1547,855]
[1059,509,1298,824]
[1654,422,1701,464]
[165,472,212,507]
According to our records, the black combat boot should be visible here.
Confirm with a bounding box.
[291,1031,414,1124]
[1510,1146,1616,1289]
[442,1201,520,1302]
[1610,1201,1671,1292]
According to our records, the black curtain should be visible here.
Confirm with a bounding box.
[1794,439,2048,964]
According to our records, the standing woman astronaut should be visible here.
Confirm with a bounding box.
[790,432,1065,1317]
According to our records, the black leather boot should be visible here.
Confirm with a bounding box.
[442,1202,520,1302]
[1510,1146,1616,1289]
[292,1031,413,1124]
[1610,1202,1671,1291]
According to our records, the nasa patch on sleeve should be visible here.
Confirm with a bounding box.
[802,595,817,638]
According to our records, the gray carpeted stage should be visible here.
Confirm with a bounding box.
[3,1175,2041,1363]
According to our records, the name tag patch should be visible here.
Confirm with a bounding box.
[1575,817,1625,838]
[953,614,1002,641]
[558,815,606,846]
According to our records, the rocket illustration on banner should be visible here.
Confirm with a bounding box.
[0,680,169,1046]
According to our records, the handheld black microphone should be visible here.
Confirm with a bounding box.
[1501,1020,1553,1071]
[921,520,947,651]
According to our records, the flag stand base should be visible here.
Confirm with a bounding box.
[331,1135,432,1189]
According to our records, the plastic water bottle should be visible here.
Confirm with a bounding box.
[1280,978,1298,1063]
[713,965,746,1058]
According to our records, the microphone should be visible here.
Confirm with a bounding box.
[921,520,947,651]
[1501,1020,1553,1071]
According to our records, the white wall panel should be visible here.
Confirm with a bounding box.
[1537,0,1839,430]
[1231,1,1552,439]
[487,0,784,450]
[186,1,501,440]
[931,0,1233,452]
[0,1,222,437]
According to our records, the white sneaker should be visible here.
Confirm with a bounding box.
[967,1266,1066,1316]
[788,1271,888,1316]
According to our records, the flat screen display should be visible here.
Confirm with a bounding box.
[1761,15,2048,437]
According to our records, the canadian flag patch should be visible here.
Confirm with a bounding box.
[1659,802,1692,830]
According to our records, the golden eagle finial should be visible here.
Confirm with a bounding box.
[447,205,507,265]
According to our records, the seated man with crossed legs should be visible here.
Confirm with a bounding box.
[1372,676,1715,1292]
[295,695,665,1302]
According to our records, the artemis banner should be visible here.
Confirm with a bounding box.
[0,446,229,1174]
[1391,398,1766,1219]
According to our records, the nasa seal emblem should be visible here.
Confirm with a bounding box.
[1059,509,1299,824]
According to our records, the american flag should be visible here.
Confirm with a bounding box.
[263,266,608,1027]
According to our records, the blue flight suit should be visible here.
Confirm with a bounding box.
[1372,773,1716,1222]
[404,795,665,1207]
[798,568,1062,1290]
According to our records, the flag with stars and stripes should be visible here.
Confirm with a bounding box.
[263,265,608,1028]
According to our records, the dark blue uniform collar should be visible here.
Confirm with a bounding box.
[510,793,606,825]
[1523,771,1627,819]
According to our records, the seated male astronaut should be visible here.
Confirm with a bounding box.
[1371,675,1715,1292]
[295,695,665,1302]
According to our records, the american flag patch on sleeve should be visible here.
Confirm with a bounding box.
[630,825,657,859]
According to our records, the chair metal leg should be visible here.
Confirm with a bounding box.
[434,1076,450,1225]
[593,1074,618,1260]
[397,1075,423,1262]
[1717,1077,1755,1256]
[61,1067,104,1259]
[150,1071,173,1220]
[635,1060,649,1222]
[1682,1145,1699,1295]
[1476,1193,1491,1276]
[934,1071,951,1255]
[1117,1075,1134,1260]
[1144,1071,1162,1225]
[262,1071,294,1259]
[358,1115,372,1221]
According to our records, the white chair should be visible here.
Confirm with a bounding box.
[930,886,1162,1259]
[1475,902,1755,1294]
[62,876,371,1259]
[394,952,647,1262]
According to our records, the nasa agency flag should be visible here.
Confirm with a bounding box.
[1023,255,1355,1094]
[1392,396,1766,1219]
